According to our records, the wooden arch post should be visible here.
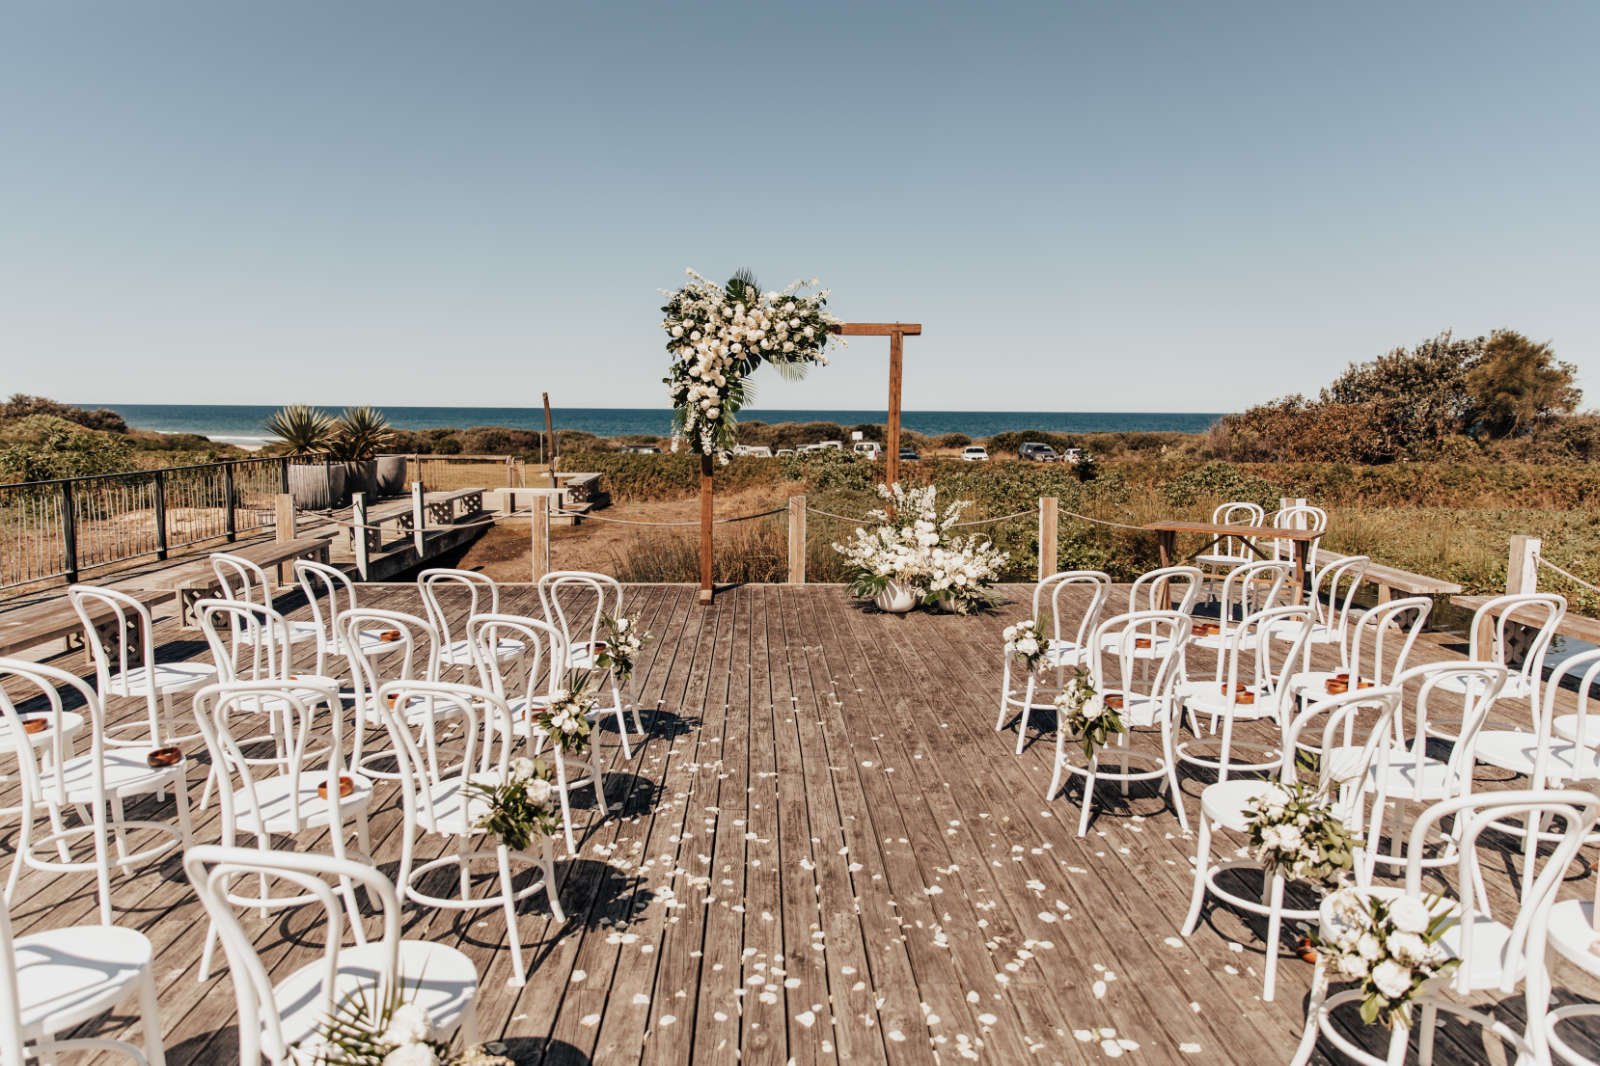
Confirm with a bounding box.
[696,320,922,605]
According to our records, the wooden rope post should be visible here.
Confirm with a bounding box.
[411,481,426,556]
[543,392,559,489]
[351,492,371,580]
[1038,496,1059,581]
[275,493,298,582]
[531,494,550,581]
[699,453,715,604]
[1507,534,1540,595]
[788,495,807,584]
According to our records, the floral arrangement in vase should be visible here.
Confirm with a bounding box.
[531,673,596,756]
[465,757,560,852]
[1054,667,1122,758]
[661,269,837,460]
[594,613,651,684]
[1242,780,1357,884]
[296,984,512,1065]
[1314,886,1458,1029]
[833,483,1008,614]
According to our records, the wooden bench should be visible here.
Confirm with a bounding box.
[142,534,333,627]
[1452,593,1600,645]
[563,472,605,505]
[0,586,172,662]
[425,488,484,525]
[1318,551,1462,601]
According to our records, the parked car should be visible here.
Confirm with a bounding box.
[898,448,919,461]
[1062,447,1084,464]
[961,445,990,462]
[1018,442,1060,462]
[818,440,843,451]
[852,441,883,460]
[775,448,796,457]
[619,444,660,454]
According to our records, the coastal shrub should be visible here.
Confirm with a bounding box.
[0,395,128,434]
[1162,462,1278,510]
[933,432,971,449]
[0,416,135,482]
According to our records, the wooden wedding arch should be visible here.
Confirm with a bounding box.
[696,320,923,604]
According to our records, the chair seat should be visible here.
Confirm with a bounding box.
[12,925,153,1035]
[1473,729,1600,781]
[1176,680,1276,721]
[1285,670,1380,698]
[1040,640,1087,668]
[0,712,85,753]
[1547,899,1600,976]
[1319,889,1504,989]
[440,637,525,669]
[1104,693,1168,729]
[1199,778,1276,833]
[38,747,185,803]
[229,773,375,835]
[497,696,552,741]
[1196,552,1253,569]
[234,620,321,645]
[268,940,477,1055]
[1435,672,1532,700]
[1097,633,1176,660]
[1267,621,1340,645]
[326,628,408,658]
[1361,751,1459,801]
[1555,714,1600,745]
[107,661,217,697]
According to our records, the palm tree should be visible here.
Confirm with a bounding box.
[263,405,334,455]
[329,406,396,461]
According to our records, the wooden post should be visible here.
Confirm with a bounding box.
[351,492,371,580]
[886,329,903,489]
[224,462,237,542]
[543,392,559,489]
[275,493,298,582]
[153,469,169,561]
[788,495,807,584]
[1507,535,1540,595]
[1038,496,1059,581]
[411,481,426,556]
[59,480,78,584]
[530,494,550,581]
[698,453,714,604]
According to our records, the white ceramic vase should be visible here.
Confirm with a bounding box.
[873,581,917,614]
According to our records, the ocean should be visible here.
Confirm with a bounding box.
[84,403,1223,448]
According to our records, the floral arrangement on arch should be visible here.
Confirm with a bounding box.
[1314,886,1458,1029]
[296,982,512,1065]
[661,269,839,460]
[833,483,1008,614]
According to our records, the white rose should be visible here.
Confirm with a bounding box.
[1357,933,1381,961]
[1260,826,1282,850]
[1386,932,1429,965]
[1276,824,1302,851]
[670,325,683,338]
[510,757,536,780]
[561,718,578,735]
[526,778,554,805]
[1336,952,1370,980]
[379,1003,434,1047]
[1387,896,1432,935]
[1371,959,1413,1000]
[383,1044,439,1066]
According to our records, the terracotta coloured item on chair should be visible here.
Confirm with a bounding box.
[1194,623,1220,637]
[1104,695,1124,710]
[317,775,355,800]
[1134,638,1152,649]
[380,630,402,643]
[146,746,183,768]
[21,718,47,735]
[1222,683,1254,705]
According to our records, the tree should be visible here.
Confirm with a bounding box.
[1320,332,1484,455]
[1465,330,1580,438]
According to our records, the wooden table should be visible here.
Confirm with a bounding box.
[1144,520,1321,603]
[0,586,172,662]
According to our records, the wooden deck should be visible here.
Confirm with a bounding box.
[4,583,1598,1065]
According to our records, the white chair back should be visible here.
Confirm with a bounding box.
[1127,566,1203,616]
[198,599,296,683]
[1526,646,1600,788]
[0,889,28,1066]
[418,569,501,660]
[1031,570,1111,653]
[1088,609,1191,708]
[537,570,623,664]
[340,608,440,706]
[0,659,108,812]
[1211,604,1314,711]
[470,613,565,705]
[184,844,406,1065]
[376,680,515,830]
[1209,559,1293,642]
[295,558,357,651]
[1386,660,1509,786]
[1341,595,1432,686]
[193,679,350,837]
[1269,502,1328,567]
[1467,593,1565,714]
[1281,684,1405,798]
[67,585,158,702]
[1307,554,1368,639]
[211,552,274,607]
[1210,501,1265,559]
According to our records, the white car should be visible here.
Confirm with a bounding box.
[961,445,990,462]
[852,441,882,459]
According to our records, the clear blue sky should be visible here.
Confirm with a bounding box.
[3,1,1596,413]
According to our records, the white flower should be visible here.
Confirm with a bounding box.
[525,777,554,805]
[1386,932,1429,965]
[382,1044,439,1066]
[1357,933,1382,961]
[1388,896,1432,935]
[510,757,536,780]
[1276,824,1302,850]
[1336,952,1370,980]
[1260,826,1282,849]
[380,1003,434,1047]
[1371,959,1413,999]
[561,718,578,735]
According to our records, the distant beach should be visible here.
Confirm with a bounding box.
[83,404,1223,448]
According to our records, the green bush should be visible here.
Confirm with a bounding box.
[0,416,135,482]
[1162,461,1279,510]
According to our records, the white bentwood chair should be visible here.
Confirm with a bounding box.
[0,890,165,1066]
[1291,790,1600,1066]
[1433,593,1565,735]
[1,659,191,927]
[1282,595,1432,701]
[417,568,524,677]
[378,680,565,985]
[210,552,322,648]
[70,585,214,747]
[538,570,639,745]
[185,844,480,1066]
[1195,500,1266,602]
[996,570,1112,754]
[470,614,608,856]
[294,558,396,674]
[340,607,444,782]
[1181,685,1402,1001]
[1051,609,1192,835]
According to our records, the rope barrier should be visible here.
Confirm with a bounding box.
[551,507,786,527]
[1058,507,1150,532]
[1535,553,1600,597]
[805,504,1147,531]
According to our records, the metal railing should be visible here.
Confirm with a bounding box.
[0,456,290,590]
